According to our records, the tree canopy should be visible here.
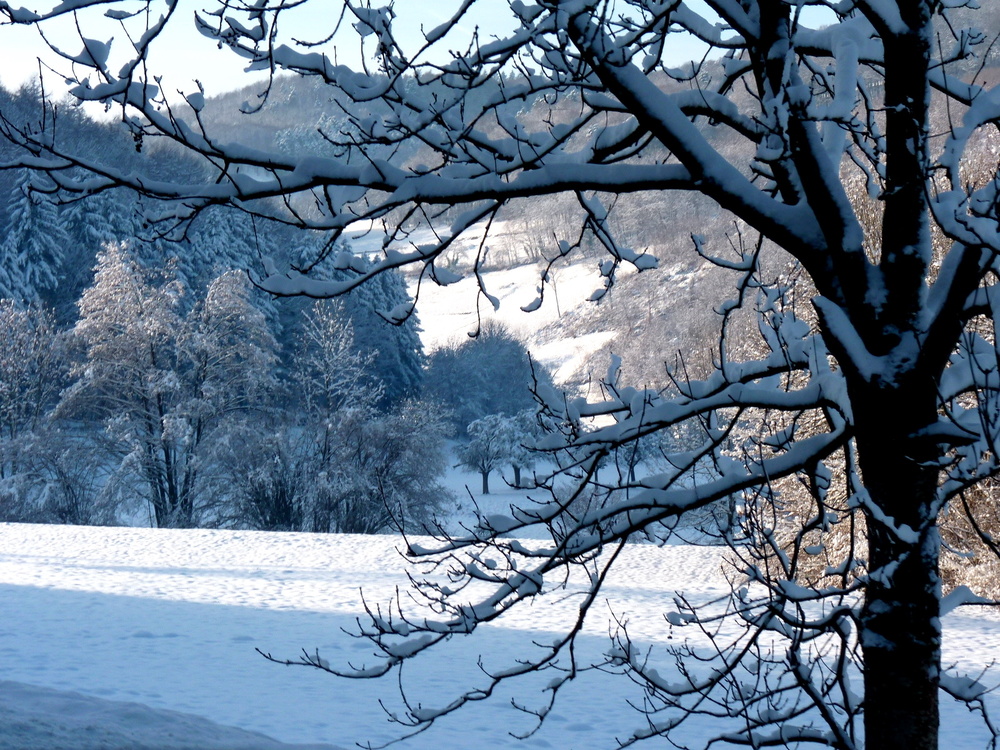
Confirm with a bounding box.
[425,323,549,431]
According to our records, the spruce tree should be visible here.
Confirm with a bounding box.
[0,169,70,303]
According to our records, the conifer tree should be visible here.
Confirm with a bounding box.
[337,258,423,407]
[188,207,258,284]
[0,169,69,303]
[56,188,136,321]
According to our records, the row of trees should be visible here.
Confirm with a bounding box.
[0,161,266,320]
[0,241,552,531]
[0,243,475,531]
[0,83,268,315]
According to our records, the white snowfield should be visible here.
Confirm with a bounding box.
[1,521,999,750]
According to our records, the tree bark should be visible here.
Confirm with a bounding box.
[861,531,940,750]
[837,7,940,747]
[854,380,942,750]
[481,470,490,495]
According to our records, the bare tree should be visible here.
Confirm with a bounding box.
[295,299,384,416]
[2,2,1000,749]
[291,302,450,534]
[0,300,68,520]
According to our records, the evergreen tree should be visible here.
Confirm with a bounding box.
[274,246,424,409]
[339,263,424,407]
[0,169,70,303]
[187,206,258,284]
[61,188,128,252]
[56,188,136,322]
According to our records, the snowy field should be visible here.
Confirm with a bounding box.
[4,479,1000,750]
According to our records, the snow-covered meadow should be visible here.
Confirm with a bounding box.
[4,467,1000,750]
[0,516,727,749]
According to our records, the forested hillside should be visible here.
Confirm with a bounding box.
[3,23,999,533]
[190,67,747,387]
[0,82,564,530]
[0,68,746,405]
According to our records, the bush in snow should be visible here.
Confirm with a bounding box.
[457,410,540,494]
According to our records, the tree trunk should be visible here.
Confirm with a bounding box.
[481,470,490,495]
[512,465,521,488]
[854,382,941,750]
[841,8,939,745]
[861,528,940,750]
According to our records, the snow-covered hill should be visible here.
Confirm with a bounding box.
[407,257,618,384]
[345,217,620,385]
[349,213,729,390]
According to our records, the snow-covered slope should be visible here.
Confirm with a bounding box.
[380,214,734,391]
[407,258,618,384]
[3,512,1000,749]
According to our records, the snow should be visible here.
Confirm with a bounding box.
[408,255,618,383]
[3,478,1000,750]
[340,214,623,385]
[0,516,718,750]
[410,260,602,343]
[0,681,333,750]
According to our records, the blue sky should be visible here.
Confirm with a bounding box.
[0,1,718,101]
[1,1,520,97]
